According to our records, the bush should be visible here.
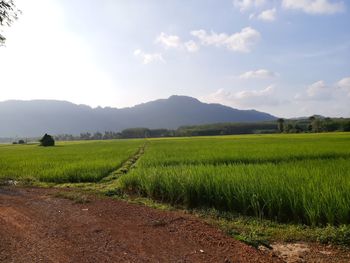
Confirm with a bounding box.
[39,133,55,147]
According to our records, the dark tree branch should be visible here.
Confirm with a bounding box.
[0,0,20,45]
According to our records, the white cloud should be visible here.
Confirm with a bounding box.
[257,8,277,21]
[155,32,199,52]
[292,78,350,117]
[133,49,164,64]
[203,85,278,108]
[295,80,333,101]
[337,77,350,96]
[282,0,345,15]
[184,40,200,52]
[191,30,227,46]
[307,80,330,98]
[296,78,350,101]
[236,85,275,99]
[155,32,182,49]
[191,27,260,53]
[233,0,266,12]
[239,69,277,79]
[155,28,260,55]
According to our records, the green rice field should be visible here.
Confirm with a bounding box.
[1,132,350,225]
[120,133,350,225]
[0,140,142,183]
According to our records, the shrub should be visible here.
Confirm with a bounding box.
[39,133,55,147]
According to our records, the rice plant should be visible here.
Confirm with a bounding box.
[121,133,350,225]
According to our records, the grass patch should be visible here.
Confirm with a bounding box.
[193,208,350,247]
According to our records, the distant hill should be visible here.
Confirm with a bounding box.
[0,95,276,137]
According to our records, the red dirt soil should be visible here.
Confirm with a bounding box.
[0,187,281,263]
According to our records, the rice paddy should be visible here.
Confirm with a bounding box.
[1,132,350,225]
[120,133,350,225]
[0,140,143,183]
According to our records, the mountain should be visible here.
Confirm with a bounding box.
[0,95,276,137]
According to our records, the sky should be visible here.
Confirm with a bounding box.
[0,0,349,118]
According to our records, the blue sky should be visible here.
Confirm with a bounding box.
[0,0,349,117]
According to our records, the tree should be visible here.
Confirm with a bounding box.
[121,128,150,138]
[92,132,103,140]
[323,118,340,132]
[293,123,303,133]
[0,0,20,45]
[284,123,293,133]
[277,118,284,133]
[80,132,91,140]
[343,121,350,132]
[309,116,323,133]
[39,133,55,147]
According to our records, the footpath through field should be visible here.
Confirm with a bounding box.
[0,187,280,263]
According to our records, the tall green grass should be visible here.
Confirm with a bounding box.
[0,140,143,183]
[121,133,350,225]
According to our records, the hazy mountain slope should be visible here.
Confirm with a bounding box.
[0,95,276,137]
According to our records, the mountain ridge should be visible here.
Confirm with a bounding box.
[0,95,276,137]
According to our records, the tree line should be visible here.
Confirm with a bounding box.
[53,117,350,141]
[7,116,350,143]
[54,129,175,141]
[277,116,350,133]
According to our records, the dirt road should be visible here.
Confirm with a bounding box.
[0,187,280,263]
